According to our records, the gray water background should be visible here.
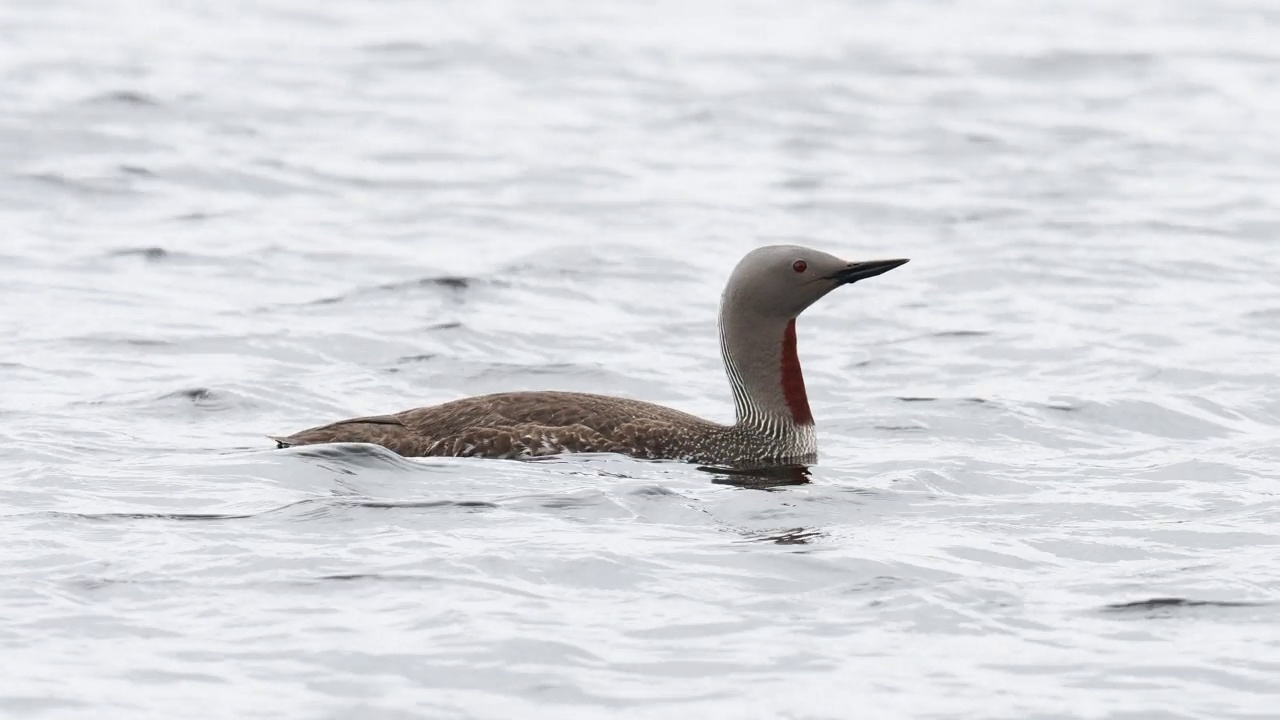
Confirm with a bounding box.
[3,0,1280,717]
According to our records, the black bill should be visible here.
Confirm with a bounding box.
[827,258,910,285]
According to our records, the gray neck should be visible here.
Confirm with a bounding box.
[718,305,814,440]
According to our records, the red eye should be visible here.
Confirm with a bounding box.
[793,260,807,273]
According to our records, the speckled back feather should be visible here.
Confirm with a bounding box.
[275,391,809,466]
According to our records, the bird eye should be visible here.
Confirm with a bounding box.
[793,260,808,273]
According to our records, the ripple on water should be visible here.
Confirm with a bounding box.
[3,0,1280,717]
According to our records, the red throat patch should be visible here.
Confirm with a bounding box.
[781,319,814,426]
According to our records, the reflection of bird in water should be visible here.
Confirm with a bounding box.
[704,463,813,490]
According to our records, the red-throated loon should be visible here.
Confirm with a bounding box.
[273,246,908,466]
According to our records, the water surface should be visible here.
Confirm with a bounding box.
[3,0,1280,717]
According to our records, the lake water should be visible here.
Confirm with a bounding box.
[3,0,1280,717]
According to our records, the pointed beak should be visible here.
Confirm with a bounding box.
[827,258,910,285]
